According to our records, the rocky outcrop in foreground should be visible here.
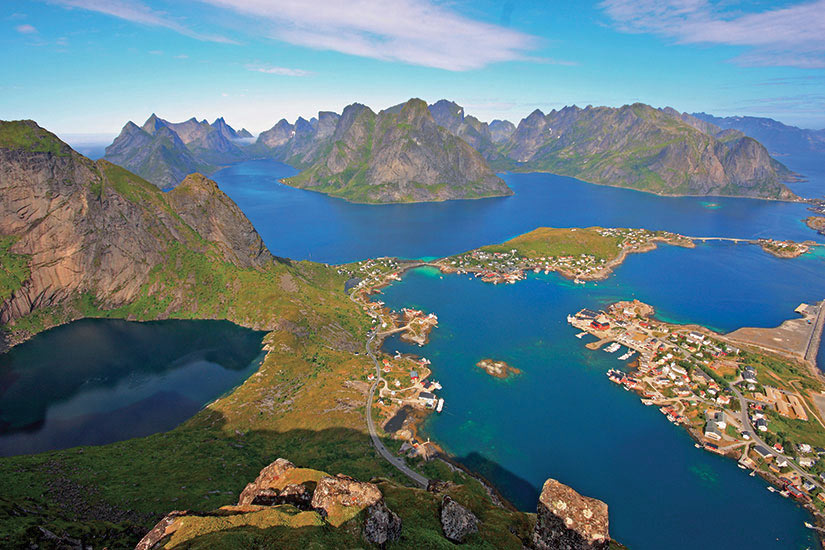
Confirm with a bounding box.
[136,457,617,549]
[135,459,402,549]
[533,478,610,550]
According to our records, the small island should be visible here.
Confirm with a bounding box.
[435,227,694,283]
[758,238,811,258]
[476,359,521,379]
[806,216,825,235]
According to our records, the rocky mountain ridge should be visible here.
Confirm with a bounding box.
[484,103,796,199]
[104,115,250,189]
[103,99,799,201]
[280,98,512,203]
[0,119,273,344]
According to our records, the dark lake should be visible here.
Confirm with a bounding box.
[0,319,264,456]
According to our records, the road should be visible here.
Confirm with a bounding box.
[729,383,825,493]
[350,288,429,489]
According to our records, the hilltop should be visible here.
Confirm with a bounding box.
[280,99,512,203]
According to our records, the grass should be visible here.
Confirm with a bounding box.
[0,120,72,157]
[481,227,623,261]
[0,236,30,302]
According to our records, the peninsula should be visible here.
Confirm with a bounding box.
[568,299,825,524]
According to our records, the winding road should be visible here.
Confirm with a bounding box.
[350,287,429,488]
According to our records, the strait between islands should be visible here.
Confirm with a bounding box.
[348,224,825,541]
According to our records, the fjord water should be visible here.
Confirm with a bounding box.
[212,160,822,264]
[0,319,264,456]
[380,248,825,550]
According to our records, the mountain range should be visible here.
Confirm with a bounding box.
[691,112,825,166]
[104,115,252,189]
[103,99,801,202]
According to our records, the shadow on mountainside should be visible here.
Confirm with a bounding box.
[0,408,538,549]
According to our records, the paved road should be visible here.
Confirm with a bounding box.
[350,288,429,488]
[730,384,824,493]
[364,330,429,488]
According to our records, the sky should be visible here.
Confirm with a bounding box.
[2,0,824,136]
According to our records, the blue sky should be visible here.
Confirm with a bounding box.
[2,0,824,135]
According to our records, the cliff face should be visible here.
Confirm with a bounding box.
[282,98,512,203]
[499,104,796,199]
[0,120,271,329]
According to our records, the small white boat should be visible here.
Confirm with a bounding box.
[436,398,444,413]
[567,315,576,323]
[737,463,747,469]
[767,486,776,493]
[576,332,587,339]
[604,342,621,353]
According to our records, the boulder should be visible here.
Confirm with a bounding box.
[532,478,610,550]
[310,474,383,518]
[134,510,189,550]
[440,496,479,543]
[362,499,402,545]
[237,458,296,506]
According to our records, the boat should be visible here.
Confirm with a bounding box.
[604,342,621,353]
[431,381,442,390]
[574,279,585,285]
[436,398,444,413]
[566,315,576,323]
[805,522,814,529]
[576,332,586,339]
[737,463,747,469]
[767,486,776,493]
[694,443,702,448]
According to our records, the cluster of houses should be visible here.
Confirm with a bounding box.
[439,229,691,284]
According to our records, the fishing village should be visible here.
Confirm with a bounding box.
[434,227,695,284]
[568,298,825,528]
[341,257,447,460]
[336,231,825,540]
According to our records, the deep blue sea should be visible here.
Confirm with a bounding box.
[212,159,823,264]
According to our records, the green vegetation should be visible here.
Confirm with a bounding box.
[482,227,623,261]
[0,236,30,302]
[0,120,72,156]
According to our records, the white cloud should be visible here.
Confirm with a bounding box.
[198,0,542,71]
[16,24,38,34]
[600,0,825,68]
[50,0,237,44]
[245,63,312,77]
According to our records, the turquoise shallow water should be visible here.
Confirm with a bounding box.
[0,319,265,456]
[379,243,825,550]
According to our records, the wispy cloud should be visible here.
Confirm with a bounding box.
[49,0,237,44]
[599,0,825,69]
[245,63,312,77]
[16,24,38,34]
[198,0,544,71]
